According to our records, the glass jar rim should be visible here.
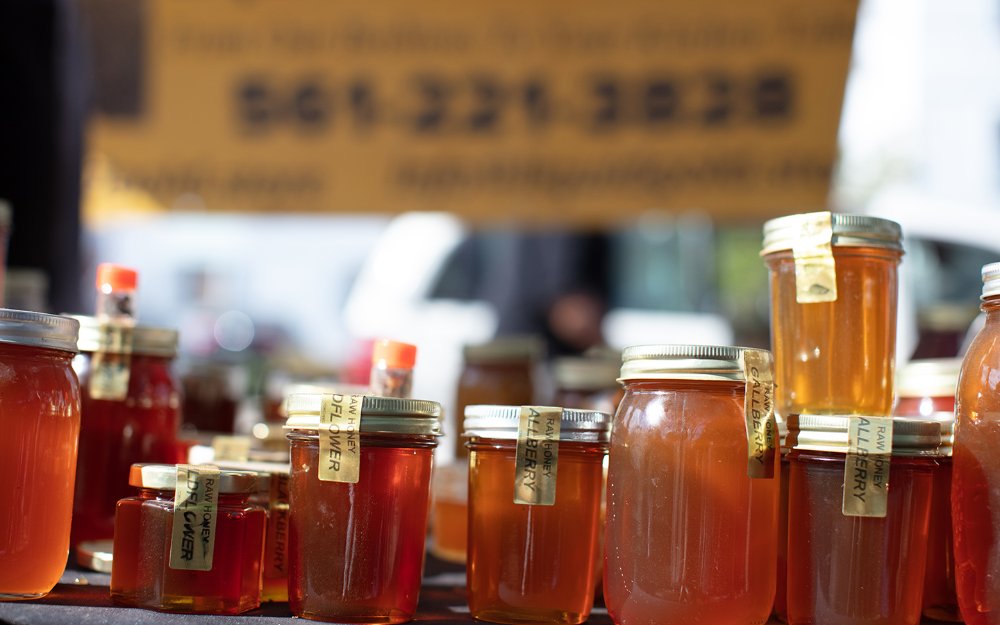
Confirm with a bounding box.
[786,415,947,457]
[760,211,903,256]
[283,393,443,437]
[129,463,259,493]
[0,308,79,353]
[462,404,612,442]
[72,315,179,357]
[619,344,768,382]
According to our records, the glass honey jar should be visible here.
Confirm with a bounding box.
[71,316,181,553]
[785,415,944,625]
[605,345,779,625]
[762,212,903,417]
[953,263,1000,625]
[0,310,81,600]
[110,463,266,614]
[284,393,442,623]
[895,358,960,623]
[464,404,611,625]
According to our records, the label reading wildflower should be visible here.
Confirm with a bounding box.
[89,323,134,400]
[169,465,220,571]
[842,416,893,517]
[741,349,777,479]
[514,406,561,506]
[319,394,362,483]
[792,211,837,303]
[265,472,290,580]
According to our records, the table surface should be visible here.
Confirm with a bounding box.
[0,556,944,625]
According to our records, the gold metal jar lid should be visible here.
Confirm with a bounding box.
[0,308,79,353]
[129,463,260,493]
[463,336,543,364]
[786,415,946,457]
[982,262,1000,299]
[896,358,961,399]
[283,393,443,436]
[620,344,767,382]
[760,211,903,256]
[73,315,179,357]
[553,355,621,391]
[463,404,612,443]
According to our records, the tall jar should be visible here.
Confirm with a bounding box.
[71,316,181,554]
[605,345,779,625]
[762,212,903,417]
[954,262,1000,625]
[464,404,611,625]
[786,415,943,625]
[0,310,81,599]
[895,358,960,623]
[284,393,441,623]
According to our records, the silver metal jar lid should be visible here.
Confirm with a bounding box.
[620,344,766,382]
[553,355,621,391]
[72,315,179,357]
[463,404,612,443]
[283,393,443,437]
[786,415,945,457]
[463,336,543,363]
[0,309,79,353]
[0,199,11,228]
[982,262,1000,299]
[128,463,259,493]
[896,358,961,399]
[761,212,903,256]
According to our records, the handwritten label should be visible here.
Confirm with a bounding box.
[319,394,362,483]
[264,472,290,580]
[741,349,777,479]
[169,465,221,571]
[514,406,561,506]
[212,435,252,462]
[89,323,134,400]
[791,211,837,304]
[842,416,893,518]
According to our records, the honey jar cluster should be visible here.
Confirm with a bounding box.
[4,215,1000,625]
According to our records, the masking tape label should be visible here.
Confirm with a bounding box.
[792,211,838,304]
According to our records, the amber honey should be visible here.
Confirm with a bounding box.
[606,346,779,625]
[110,465,266,614]
[0,312,81,600]
[465,407,609,625]
[953,264,1000,625]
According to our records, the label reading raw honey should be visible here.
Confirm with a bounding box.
[514,406,561,506]
[169,465,221,571]
[842,416,893,517]
[791,211,838,304]
[265,472,290,580]
[89,323,134,400]
[741,349,777,479]
[211,435,252,462]
[319,394,362,483]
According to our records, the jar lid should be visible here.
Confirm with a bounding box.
[620,344,765,382]
[761,212,903,256]
[896,358,961,399]
[73,315,179,357]
[463,336,543,363]
[553,355,621,391]
[0,199,11,228]
[209,460,290,492]
[283,393,443,436]
[786,415,945,457]
[128,463,259,493]
[0,309,79,353]
[982,262,1000,299]
[463,404,612,443]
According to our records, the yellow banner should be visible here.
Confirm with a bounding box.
[84,0,858,225]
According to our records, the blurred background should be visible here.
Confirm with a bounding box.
[1,0,997,459]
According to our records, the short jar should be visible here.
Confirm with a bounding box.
[895,358,960,623]
[762,212,903,417]
[785,415,943,625]
[464,404,611,625]
[284,393,441,623]
[110,464,265,613]
[605,345,780,625]
[0,310,81,600]
[71,317,181,551]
